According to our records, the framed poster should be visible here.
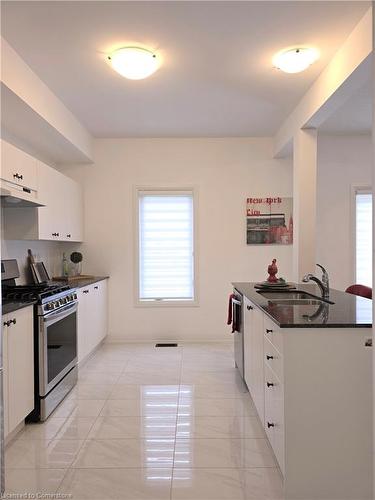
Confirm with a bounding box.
[246,197,293,245]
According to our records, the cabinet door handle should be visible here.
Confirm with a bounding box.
[266,329,273,334]
[19,174,23,180]
[247,305,253,310]
[266,355,274,360]
[365,338,372,347]
[9,318,16,325]
[83,289,89,294]
[267,422,275,428]
[3,321,9,327]
[67,234,71,238]
[266,382,274,387]
[94,286,98,290]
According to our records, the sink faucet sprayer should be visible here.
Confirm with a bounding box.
[302,264,330,299]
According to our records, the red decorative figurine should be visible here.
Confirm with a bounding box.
[267,259,278,283]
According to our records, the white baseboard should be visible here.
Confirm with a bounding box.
[105,334,232,344]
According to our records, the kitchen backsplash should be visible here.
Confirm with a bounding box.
[1,239,67,284]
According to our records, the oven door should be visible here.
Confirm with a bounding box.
[39,302,78,397]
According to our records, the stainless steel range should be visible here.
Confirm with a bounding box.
[2,261,78,421]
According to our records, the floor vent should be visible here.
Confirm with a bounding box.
[155,343,178,347]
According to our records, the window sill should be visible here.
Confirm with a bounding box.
[135,299,199,308]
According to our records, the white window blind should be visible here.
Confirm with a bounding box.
[139,192,194,301]
[356,191,372,287]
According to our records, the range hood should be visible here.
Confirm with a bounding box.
[0,180,45,208]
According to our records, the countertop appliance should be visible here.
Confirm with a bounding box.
[2,260,78,421]
[232,289,244,379]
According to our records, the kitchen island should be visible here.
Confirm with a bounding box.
[232,282,372,500]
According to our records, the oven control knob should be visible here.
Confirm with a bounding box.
[73,293,77,300]
[46,303,54,310]
[54,300,60,307]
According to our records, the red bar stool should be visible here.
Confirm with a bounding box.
[345,284,372,299]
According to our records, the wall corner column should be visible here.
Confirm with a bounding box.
[292,128,318,282]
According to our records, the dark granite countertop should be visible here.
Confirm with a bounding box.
[232,282,372,328]
[2,299,36,315]
[69,276,109,289]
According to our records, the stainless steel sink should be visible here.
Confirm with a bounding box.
[267,299,323,306]
[258,291,316,300]
[257,290,334,305]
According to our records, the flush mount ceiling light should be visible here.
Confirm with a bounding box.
[272,47,319,74]
[108,47,159,80]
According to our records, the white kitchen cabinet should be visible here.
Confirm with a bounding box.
[1,139,38,191]
[264,363,285,475]
[92,279,108,345]
[2,306,34,438]
[243,296,265,426]
[3,159,83,242]
[242,299,372,499]
[77,280,108,363]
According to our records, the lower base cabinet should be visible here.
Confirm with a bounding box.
[243,302,372,500]
[2,306,34,438]
[77,280,108,363]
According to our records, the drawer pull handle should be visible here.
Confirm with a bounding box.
[10,318,16,325]
[266,355,274,360]
[267,422,275,428]
[3,321,9,327]
[247,305,253,310]
[266,329,273,333]
[94,286,99,290]
[365,338,372,347]
[83,290,89,294]
[266,382,274,387]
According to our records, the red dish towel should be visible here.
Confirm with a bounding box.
[227,294,236,333]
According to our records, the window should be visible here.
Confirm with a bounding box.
[355,190,372,287]
[137,190,195,303]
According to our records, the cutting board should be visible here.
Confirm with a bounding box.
[52,275,95,282]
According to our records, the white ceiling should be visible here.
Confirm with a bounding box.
[319,79,372,135]
[1,1,371,138]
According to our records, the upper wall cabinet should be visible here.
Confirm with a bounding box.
[1,140,38,190]
[1,139,43,207]
[3,158,84,242]
[37,161,84,242]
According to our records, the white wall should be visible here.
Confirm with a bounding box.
[64,138,292,342]
[317,134,372,291]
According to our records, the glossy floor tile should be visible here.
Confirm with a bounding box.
[172,468,283,500]
[176,416,265,439]
[72,439,175,468]
[178,397,257,416]
[88,415,178,439]
[58,468,173,499]
[6,439,84,469]
[5,468,67,494]
[174,438,276,468]
[4,342,283,499]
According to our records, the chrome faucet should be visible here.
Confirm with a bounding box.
[302,264,330,299]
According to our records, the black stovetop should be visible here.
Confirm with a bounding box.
[2,282,70,303]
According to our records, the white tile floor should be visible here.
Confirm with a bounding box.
[5,342,283,499]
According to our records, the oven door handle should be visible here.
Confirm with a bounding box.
[43,302,77,324]
[232,298,242,306]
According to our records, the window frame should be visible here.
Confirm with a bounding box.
[352,185,372,287]
[134,186,199,307]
